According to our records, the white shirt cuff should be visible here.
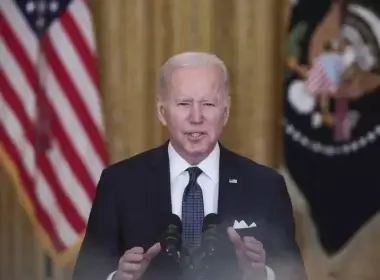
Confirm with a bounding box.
[266,265,275,280]
[106,271,117,280]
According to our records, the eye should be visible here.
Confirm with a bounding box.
[203,103,215,107]
[178,102,190,106]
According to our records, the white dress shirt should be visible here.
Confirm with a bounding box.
[168,141,220,219]
[107,142,274,280]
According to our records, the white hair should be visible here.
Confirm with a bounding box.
[159,51,229,97]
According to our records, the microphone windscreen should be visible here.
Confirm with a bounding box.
[168,213,182,233]
[160,214,182,252]
[202,213,221,232]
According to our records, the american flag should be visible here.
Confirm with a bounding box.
[306,52,344,95]
[306,52,351,140]
[0,0,108,264]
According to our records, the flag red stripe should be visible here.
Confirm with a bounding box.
[50,110,97,200]
[1,15,39,91]
[42,35,107,165]
[37,154,86,232]
[0,70,34,138]
[3,25,98,201]
[1,72,86,232]
[60,11,99,89]
[35,91,97,201]
[0,126,65,252]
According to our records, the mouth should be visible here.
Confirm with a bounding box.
[185,132,206,140]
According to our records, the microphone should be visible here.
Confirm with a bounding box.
[202,213,222,257]
[160,214,183,263]
[187,213,221,280]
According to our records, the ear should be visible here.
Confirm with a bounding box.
[223,95,231,126]
[156,96,167,126]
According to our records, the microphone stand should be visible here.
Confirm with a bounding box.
[179,247,195,280]
[193,249,217,280]
[179,246,215,280]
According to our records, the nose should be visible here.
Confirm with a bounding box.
[189,103,203,123]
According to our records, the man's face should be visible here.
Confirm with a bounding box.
[157,65,230,164]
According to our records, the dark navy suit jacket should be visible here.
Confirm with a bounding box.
[73,142,307,280]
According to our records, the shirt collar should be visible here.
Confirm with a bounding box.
[168,142,220,181]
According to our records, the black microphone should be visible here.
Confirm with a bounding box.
[160,214,183,263]
[202,213,222,257]
[188,213,222,280]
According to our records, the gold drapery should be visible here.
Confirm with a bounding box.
[0,1,290,279]
[92,0,290,165]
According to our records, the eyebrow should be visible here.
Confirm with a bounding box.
[175,98,193,102]
[175,98,219,102]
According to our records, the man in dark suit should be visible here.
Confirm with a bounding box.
[73,52,307,280]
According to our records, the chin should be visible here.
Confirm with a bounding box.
[185,142,213,155]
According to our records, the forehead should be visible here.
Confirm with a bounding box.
[168,65,224,96]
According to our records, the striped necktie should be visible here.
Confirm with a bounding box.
[181,166,204,248]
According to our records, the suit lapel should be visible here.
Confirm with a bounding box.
[217,145,243,220]
[149,142,172,227]
[215,145,245,273]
